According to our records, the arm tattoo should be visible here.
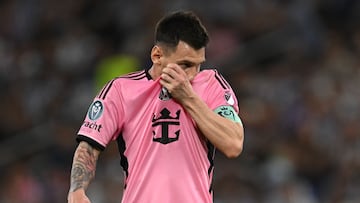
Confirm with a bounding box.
[69,142,99,192]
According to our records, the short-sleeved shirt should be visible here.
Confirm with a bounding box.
[77,69,239,203]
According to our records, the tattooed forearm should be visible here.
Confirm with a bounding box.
[69,141,100,192]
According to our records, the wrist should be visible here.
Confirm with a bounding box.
[69,187,86,196]
[181,93,201,110]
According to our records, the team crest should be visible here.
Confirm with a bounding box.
[159,87,172,101]
[88,100,104,120]
[224,91,235,105]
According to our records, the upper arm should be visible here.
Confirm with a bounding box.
[77,78,125,149]
[213,105,242,125]
[206,70,240,114]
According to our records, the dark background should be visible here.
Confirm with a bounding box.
[1,0,360,202]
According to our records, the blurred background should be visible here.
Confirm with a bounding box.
[1,0,360,202]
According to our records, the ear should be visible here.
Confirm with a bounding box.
[151,45,163,65]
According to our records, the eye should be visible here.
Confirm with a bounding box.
[178,62,193,69]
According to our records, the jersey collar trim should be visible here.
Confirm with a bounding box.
[145,68,153,80]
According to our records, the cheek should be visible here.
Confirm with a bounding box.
[160,57,172,68]
[185,68,199,78]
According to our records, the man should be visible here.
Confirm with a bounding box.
[68,10,244,203]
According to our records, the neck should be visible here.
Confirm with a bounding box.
[148,65,161,79]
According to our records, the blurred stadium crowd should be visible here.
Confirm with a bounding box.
[1,0,360,202]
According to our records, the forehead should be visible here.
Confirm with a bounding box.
[167,41,206,63]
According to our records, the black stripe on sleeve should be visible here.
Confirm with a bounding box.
[130,75,146,80]
[214,70,230,89]
[101,79,115,99]
[120,71,146,80]
[214,72,227,89]
[124,70,144,77]
[218,72,231,89]
[97,79,114,99]
[76,134,105,151]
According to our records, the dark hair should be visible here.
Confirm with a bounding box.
[155,11,209,50]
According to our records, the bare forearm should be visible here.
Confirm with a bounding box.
[69,141,100,192]
[159,64,244,157]
[181,95,244,158]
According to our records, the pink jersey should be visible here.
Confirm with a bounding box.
[77,69,239,203]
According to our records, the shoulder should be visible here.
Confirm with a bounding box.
[96,70,148,99]
[196,68,232,90]
[117,70,149,81]
[109,69,150,86]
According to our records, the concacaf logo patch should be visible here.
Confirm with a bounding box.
[88,100,104,121]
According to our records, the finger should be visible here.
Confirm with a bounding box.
[165,64,190,84]
[167,63,187,77]
[162,66,178,79]
[159,78,172,91]
[160,72,173,83]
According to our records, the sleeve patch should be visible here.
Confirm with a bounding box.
[214,105,242,123]
[87,100,104,121]
[224,91,235,105]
